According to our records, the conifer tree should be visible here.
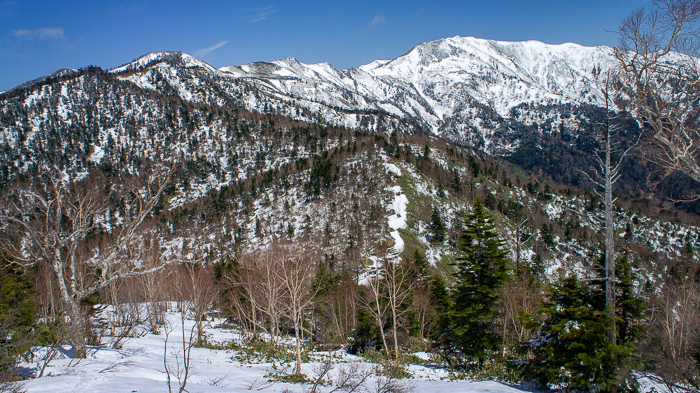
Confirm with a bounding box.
[0,254,36,383]
[429,207,445,243]
[422,144,431,161]
[521,254,645,392]
[428,274,451,345]
[410,249,429,281]
[436,180,446,198]
[450,199,510,364]
[450,170,462,194]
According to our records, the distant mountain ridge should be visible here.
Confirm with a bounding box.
[1,35,686,201]
[107,36,617,154]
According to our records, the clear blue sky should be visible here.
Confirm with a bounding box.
[0,0,648,91]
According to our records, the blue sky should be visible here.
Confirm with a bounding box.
[0,0,648,91]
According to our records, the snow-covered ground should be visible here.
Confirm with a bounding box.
[19,311,532,393]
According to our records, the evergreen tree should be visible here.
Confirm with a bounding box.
[0,254,36,383]
[428,274,451,344]
[429,207,445,243]
[436,180,446,198]
[521,255,645,392]
[539,223,554,249]
[255,218,262,238]
[449,199,510,364]
[409,249,429,282]
[303,214,312,237]
[468,155,481,178]
[450,170,462,194]
[422,143,431,161]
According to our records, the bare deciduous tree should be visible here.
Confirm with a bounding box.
[0,170,172,358]
[224,257,264,341]
[138,245,171,335]
[257,249,286,347]
[315,273,357,346]
[360,258,391,360]
[163,311,196,393]
[360,251,413,361]
[182,261,219,344]
[275,244,319,376]
[641,270,700,391]
[616,0,700,189]
[497,271,542,352]
[383,258,414,361]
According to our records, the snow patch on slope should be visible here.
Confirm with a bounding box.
[387,185,409,254]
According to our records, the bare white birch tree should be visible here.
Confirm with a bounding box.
[616,0,700,189]
[360,257,391,360]
[0,169,172,358]
[275,245,319,376]
[383,258,414,361]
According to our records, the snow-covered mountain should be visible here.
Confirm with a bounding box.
[0,34,697,303]
[110,36,617,154]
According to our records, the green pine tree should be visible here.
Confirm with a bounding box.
[450,171,462,194]
[429,207,445,243]
[449,199,510,364]
[428,274,452,344]
[410,249,429,282]
[540,223,554,249]
[422,143,431,160]
[436,180,446,198]
[521,254,645,392]
[0,254,36,383]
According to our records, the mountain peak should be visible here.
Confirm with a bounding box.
[110,51,217,74]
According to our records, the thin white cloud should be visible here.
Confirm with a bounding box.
[249,5,276,23]
[194,40,229,57]
[370,14,387,27]
[12,27,65,40]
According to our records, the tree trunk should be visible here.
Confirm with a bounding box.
[378,317,390,360]
[53,260,87,358]
[68,301,87,358]
[392,308,400,360]
[604,106,616,346]
[294,316,302,375]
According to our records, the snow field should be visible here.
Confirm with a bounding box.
[20,310,531,393]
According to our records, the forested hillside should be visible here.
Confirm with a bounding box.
[0,35,699,393]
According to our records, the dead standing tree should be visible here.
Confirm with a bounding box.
[580,82,641,345]
[0,170,172,358]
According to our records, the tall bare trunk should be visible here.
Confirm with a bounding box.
[604,94,616,346]
[294,316,303,375]
[373,293,390,359]
[392,308,399,360]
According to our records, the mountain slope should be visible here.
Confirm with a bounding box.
[0,60,697,306]
[95,37,668,197]
[109,37,616,153]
